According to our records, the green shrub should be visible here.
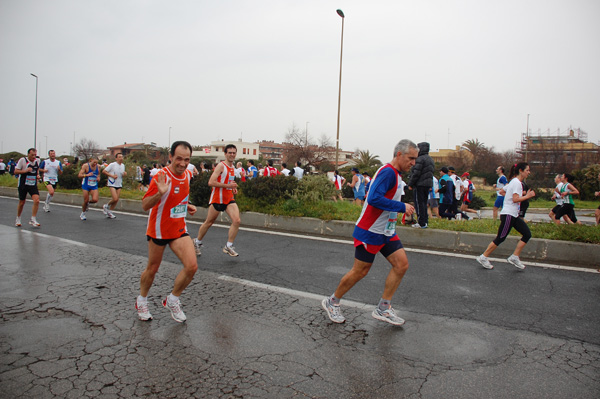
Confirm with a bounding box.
[57,165,82,189]
[292,174,337,203]
[238,175,298,206]
[468,195,486,210]
[189,172,212,208]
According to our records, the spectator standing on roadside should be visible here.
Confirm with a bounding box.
[407,142,434,228]
[477,162,535,270]
[0,159,6,175]
[362,172,371,196]
[448,167,464,218]
[142,164,151,188]
[8,158,17,176]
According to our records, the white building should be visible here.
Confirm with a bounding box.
[192,139,260,162]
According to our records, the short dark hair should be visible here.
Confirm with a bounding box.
[282,162,287,168]
[248,160,255,166]
[224,144,237,153]
[170,141,192,156]
[48,149,55,154]
[115,152,123,157]
[27,148,36,155]
[296,161,302,167]
[268,159,274,166]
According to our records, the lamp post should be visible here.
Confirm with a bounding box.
[31,73,38,150]
[525,114,530,162]
[305,121,309,148]
[169,127,171,147]
[335,9,345,168]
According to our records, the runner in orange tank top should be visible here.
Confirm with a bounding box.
[194,144,242,257]
[136,141,198,323]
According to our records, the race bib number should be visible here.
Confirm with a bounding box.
[170,203,188,218]
[384,212,398,236]
[25,175,37,186]
[48,177,57,184]
[88,176,98,187]
[228,174,235,190]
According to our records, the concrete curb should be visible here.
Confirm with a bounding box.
[2,186,598,269]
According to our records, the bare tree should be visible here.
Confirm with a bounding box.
[284,124,335,170]
[73,138,102,161]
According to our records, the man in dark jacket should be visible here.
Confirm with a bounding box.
[408,142,435,228]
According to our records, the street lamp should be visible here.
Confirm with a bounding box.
[31,73,38,150]
[525,114,530,162]
[305,121,309,148]
[335,9,345,168]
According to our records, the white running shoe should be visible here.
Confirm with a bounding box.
[43,203,50,212]
[477,254,494,269]
[163,297,186,322]
[135,300,153,321]
[15,217,21,227]
[321,297,345,324]
[193,239,202,256]
[80,212,87,221]
[372,307,405,326]
[102,204,109,216]
[29,218,40,227]
[507,254,526,270]
[223,245,239,257]
[107,211,116,219]
[477,210,481,219]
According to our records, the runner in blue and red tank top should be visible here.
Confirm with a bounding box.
[194,144,242,257]
[322,139,418,327]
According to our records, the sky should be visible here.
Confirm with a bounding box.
[1,0,599,161]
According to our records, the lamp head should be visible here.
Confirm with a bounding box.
[336,9,345,18]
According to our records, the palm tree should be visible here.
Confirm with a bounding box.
[354,150,381,170]
[461,139,486,157]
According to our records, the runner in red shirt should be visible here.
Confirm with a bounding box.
[194,144,242,257]
[136,141,198,323]
[263,159,280,176]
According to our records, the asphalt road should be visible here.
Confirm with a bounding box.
[1,196,599,398]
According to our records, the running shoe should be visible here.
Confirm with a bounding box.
[102,204,109,216]
[15,217,21,227]
[163,297,186,322]
[135,300,153,321]
[29,218,40,227]
[223,245,239,257]
[107,211,116,219]
[193,238,202,256]
[43,203,50,212]
[476,254,494,269]
[80,212,87,221]
[476,210,481,219]
[321,297,345,324]
[507,254,526,270]
[372,307,405,326]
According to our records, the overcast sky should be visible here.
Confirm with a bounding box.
[1,0,599,161]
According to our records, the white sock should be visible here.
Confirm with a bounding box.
[226,242,233,248]
[168,293,179,303]
[46,194,52,204]
[137,295,147,304]
[195,239,202,244]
